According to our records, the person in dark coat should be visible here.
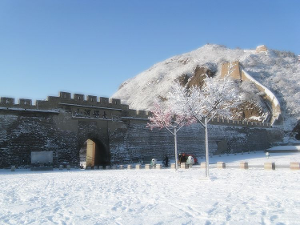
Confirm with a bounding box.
[163,155,169,167]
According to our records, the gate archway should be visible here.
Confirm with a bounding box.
[79,138,110,168]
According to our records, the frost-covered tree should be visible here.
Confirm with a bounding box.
[168,67,240,177]
[147,102,195,170]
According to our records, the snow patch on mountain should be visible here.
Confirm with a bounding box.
[112,44,300,131]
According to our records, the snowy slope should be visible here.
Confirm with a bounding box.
[112,44,300,130]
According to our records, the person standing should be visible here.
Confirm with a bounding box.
[163,155,169,167]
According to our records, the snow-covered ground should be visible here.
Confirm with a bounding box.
[1,151,300,225]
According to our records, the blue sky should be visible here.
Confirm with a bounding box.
[0,0,299,103]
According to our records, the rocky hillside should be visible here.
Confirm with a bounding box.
[112,44,300,134]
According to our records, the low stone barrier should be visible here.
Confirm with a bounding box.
[217,162,226,169]
[264,162,275,170]
[290,162,300,170]
[240,162,248,169]
[145,164,151,169]
[136,164,141,169]
[180,163,187,169]
[82,161,300,171]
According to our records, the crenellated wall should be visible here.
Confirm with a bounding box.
[0,91,283,169]
[0,92,150,119]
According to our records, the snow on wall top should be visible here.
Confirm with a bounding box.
[241,69,281,125]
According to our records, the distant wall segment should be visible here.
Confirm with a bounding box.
[221,61,281,125]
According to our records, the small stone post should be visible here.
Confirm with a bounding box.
[145,164,151,169]
[135,164,141,169]
[180,162,187,169]
[156,164,162,169]
[217,162,226,169]
[290,162,300,170]
[239,162,248,169]
[264,162,275,170]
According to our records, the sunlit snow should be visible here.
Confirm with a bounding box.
[1,151,300,224]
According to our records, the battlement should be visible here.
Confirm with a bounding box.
[19,99,32,106]
[209,117,271,128]
[0,97,15,106]
[0,97,36,109]
[0,92,129,110]
[0,92,155,120]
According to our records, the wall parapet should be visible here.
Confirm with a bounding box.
[208,117,271,128]
[0,92,151,120]
[0,92,272,127]
[0,92,129,111]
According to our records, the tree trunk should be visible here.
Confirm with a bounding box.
[174,127,178,170]
[205,117,209,177]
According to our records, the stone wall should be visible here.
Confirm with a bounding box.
[221,61,282,125]
[0,92,283,168]
[109,122,283,164]
[221,61,241,80]
[0,110,78,168]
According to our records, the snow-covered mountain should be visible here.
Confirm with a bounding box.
[112,44,300,131]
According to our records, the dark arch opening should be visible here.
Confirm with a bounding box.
[293,120,300,140]
[79,138,110,168]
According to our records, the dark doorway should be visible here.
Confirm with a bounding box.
[79,138,110,168]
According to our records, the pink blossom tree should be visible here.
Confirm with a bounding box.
[148,101,195,170]
[168,65,240,177]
